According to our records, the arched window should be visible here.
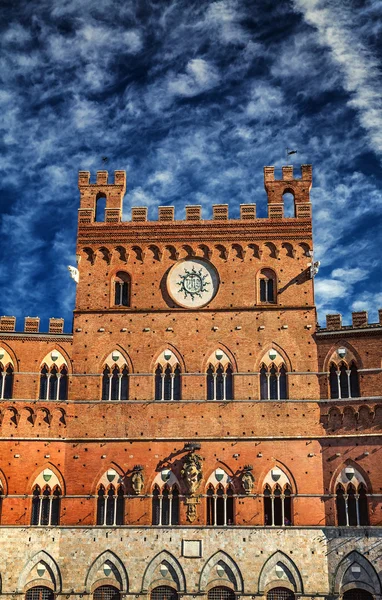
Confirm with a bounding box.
[95,193,107,222]
[152,484,180,526]
[335,468,369,526]
[205,482,235,526]
[206,363,233,401]
[31,485,61,526]
[0,363,13,399]
[259,268,276,303]
[93,586,120,600]
[97,484,124,526]
[151,587,178,600]
[39,353,69,401]
[114,272,131,307]
[155,354,181,401]
[101,353,129,401]
[283,191,295,218]
[329,360,360,399]
[263,469,293,526]
[260,363,288,400]
[25,587,54,600]
[267,588,294,600]
[207,588,235,600]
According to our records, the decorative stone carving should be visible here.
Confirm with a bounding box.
[241,465,255,494]
[181,452,203,495]
[185,497,200,523]
[131,465,144,495]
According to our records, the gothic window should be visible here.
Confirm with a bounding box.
[259,268,276,303]
[93,586,120,600]
[151,587,178,600]
[206,363,233,400]
[207,588,235,600]
[335,467,369,526]
[30,485,61,526]
[102,353,129,401]
[96,483,125,526]
[206,483,235,526]
[260,363,288,400]
[263,469,293,526]
[267,588,294,600]
[151,484,180,526]
[0,363,13,399]
[154,352,181,401]
[39,351,69,401]
[25,587,54,600]
[329,360,360,399]
[114,272,131,307]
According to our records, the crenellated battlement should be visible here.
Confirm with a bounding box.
[318,310,382,333]
[78,165,312,226]
[0,316,66,334]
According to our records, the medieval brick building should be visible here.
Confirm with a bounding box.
[0,165,381,600]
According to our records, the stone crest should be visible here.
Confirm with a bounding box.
[131,465,144,495]
[181,452,203,495]
[241,465,255,494]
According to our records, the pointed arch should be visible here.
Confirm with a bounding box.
[27,463,66,495]
[18,550,62,592]
[332,551,381,596]
[91,462,125,495]
[142,550,186,593]
[0,342,19,370]
[0,467,8,495]
[199,551,243,592]
[330,460,371,494]
[323,341,363,372]
[151,343,186,373]
[202,343,238,373]
[259,462,297,495]
[258,551,303,594]
[255,343,292,372]
[85,550,128,593]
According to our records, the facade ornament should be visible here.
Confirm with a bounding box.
[131,465,144,495]
[181,452,203,495]
[68,265,79,283]
[241,465,255,495]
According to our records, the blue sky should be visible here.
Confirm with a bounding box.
[0,0,381,332]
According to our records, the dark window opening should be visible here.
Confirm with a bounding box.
[152,486,160,525]
[114,272,131,307]
[97,486,105,525]
[350,362,360,397]
[267,588,294,600]
[207,587,235,600]
[336,485,346,526]
[150,587,178,600]
[95,194,107,222]
[339,363,349,398]
[358,484,369,526]
[283,192,295,218]
[330,364,339,399]
[93,586,120,600]
[26,587,54,600]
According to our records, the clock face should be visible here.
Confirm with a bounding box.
[167,259,219,308]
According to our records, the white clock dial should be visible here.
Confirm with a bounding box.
[167,259,219,308]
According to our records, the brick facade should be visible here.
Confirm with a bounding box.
[0,165,381,600]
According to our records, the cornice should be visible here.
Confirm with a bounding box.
[0,332,73,342]
[316,326,382,338]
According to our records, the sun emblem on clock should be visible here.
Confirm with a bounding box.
[177,266,210,301]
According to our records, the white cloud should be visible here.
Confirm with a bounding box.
[168,59,220,98]
[293,0,382,154]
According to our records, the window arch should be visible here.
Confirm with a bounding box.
[0,363,13,399]
[207,588,235,600]
[25,587,54,600]
[93,586,120,600]
[260,363,288,400]
[114,271,131,307]
[155,350,181,401]
[96,469,125,526]
[259,268,276,303]
[335,467,369,526]
[263,468,293,526]
[152,483,180,526]
[102,351,129,401]
[151,587,178,600]
[328,347,361,399]
[206,349,233,401]
[30,468,62,526]
[30,484,61,526]
[283,190,295,218]
[205,469,235,526]
[95,192,107,222]
[39,350,69,401]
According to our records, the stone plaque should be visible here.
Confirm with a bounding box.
[182,540,202,558]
